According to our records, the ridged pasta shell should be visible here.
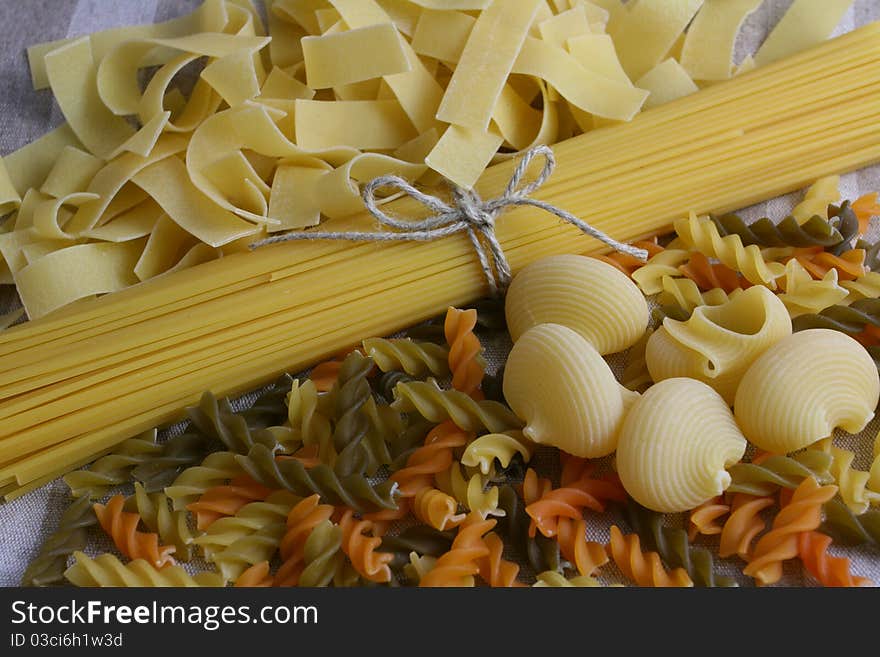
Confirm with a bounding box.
[502,323,639,458]
[616,378,747,513]
[646,286,791,404]
[504,254,648,354]
[734,329,880,454]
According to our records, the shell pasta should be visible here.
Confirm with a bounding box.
[504,255,648,354]
[734,329,880,454]
[646,286,791,404]
[503,323,639,458]
[615,378,747,513]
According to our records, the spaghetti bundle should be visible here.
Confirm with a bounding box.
[0,24,879,498]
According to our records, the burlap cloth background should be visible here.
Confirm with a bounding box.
[0,0,878,587]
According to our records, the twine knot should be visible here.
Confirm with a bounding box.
[251,145,648,296]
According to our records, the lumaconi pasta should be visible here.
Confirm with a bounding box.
[734,329,880,454]
[503,323,639,458]
[646,286,791,404]
[504,254,648,354]
[615,378,747,513]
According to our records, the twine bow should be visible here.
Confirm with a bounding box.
[251,145,648,295]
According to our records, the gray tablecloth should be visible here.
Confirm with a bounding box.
[0,0,879,587]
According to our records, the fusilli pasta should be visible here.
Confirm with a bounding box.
[607,525,693,587]
[93,495,176,568]
[65,552,224,588]
[743,477,838,585]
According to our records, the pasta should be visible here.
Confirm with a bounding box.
[478,532,521,587]
[495,483,560,575]
[821,497,880,547]
[6,0,880,587]
[525,463,625,539]
[822,444,880,515]
[777,260,848,318]
[435,462,503,520]
[629,249,692,295]
[125,483,195,561]
[734,329,880,454]
[444,306,485,397]
[234,561,273,587]
[413,488,466,531]
[504,254,648,354]
[645,286,791,404]
[791,298,880,338]
[390,420,469,497]
[607,525,693,588]
[391,378,522,434]
[188,391,277,455]
[726,449,834,496]
[687,496,730,541]
[299,519,348,588]
[623,501,738,587]
[460,431,533,475]
[843,271,880,302]
[718,493,775,560]
[532,571,603,587]
[380,525,456,572]
[3,18,880,494]
[503,323,638,457]
[708,211,844,248]
[338,509,393,583]
[164,451,244,511]
[798,531,872,587]
[361,337,450,378]
[743,477,838,586]
[185,475,273,530]
[616,378,747,513]
[419,513,494,587]
[673,211,786,287]
[286,378,335,464]
[619,327,654,393]
[62,429,163,499]
[654,276,738,321]
[20,495,97,587]
[195,491,299,581]
[93,495,176,568]
[328,352,383,477]
[65,552,225,588]
[237,443,398,513]
[275,494,335,586]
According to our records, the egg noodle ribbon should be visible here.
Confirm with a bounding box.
[251,145,648,295]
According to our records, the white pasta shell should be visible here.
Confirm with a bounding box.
[502,323,638,457]
[645,286,791,404]
[733,329,880,454]
[504,254,648,354]
[616,377,747,513]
